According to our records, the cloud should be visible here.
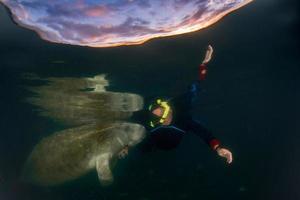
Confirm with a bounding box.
[1,0,252,47]
[84,6,109,17]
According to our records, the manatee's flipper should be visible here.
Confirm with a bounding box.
[25,74,144,126]
[95,153,113,186]
[94,122,145,186]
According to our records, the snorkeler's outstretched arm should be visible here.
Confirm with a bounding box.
[180,45,213,102]
[202,45,213,64]
[172,45,213,102]
[198,45,213,80]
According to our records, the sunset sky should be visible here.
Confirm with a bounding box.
[1,0,251,47]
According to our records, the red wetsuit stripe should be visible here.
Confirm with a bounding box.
[209,139,220,150]
[199,63,208,80]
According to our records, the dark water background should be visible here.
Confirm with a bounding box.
[0,0,299,199]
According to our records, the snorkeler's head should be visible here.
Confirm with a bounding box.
[148,98,172,127]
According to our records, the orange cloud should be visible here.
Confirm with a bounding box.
[84,6,109,17]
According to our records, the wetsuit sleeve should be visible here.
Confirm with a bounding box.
[171,62,209,106]
[198,63,208,80]
[185,119,220,150]
[185,63,208,103]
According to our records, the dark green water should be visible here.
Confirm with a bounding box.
[0,0,299,200]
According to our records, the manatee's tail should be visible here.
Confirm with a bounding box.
[24,74,144,126]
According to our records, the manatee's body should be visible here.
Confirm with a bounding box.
[23,122,145,186]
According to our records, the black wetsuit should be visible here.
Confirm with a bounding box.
[131,63,220,151]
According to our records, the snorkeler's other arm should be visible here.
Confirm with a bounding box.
[199,45,213,80]
[186,120,233,164]
[211,140,233,164]
[186,120,220,149]
[216,146,233,164]
[210,138,233,164]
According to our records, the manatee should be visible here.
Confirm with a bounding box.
[23,74,146,186]
[23,122,146,186]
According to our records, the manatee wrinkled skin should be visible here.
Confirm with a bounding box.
[23,122,145,186]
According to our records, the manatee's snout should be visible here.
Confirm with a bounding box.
[121,123,146,146]
[128,130,145,146]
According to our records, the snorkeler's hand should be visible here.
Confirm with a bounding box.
[118,145,129,159]
[202,45,213,64]
[216,147,233,164]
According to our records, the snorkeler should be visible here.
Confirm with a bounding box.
[23,45,232,187]
[119,45,233,164]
